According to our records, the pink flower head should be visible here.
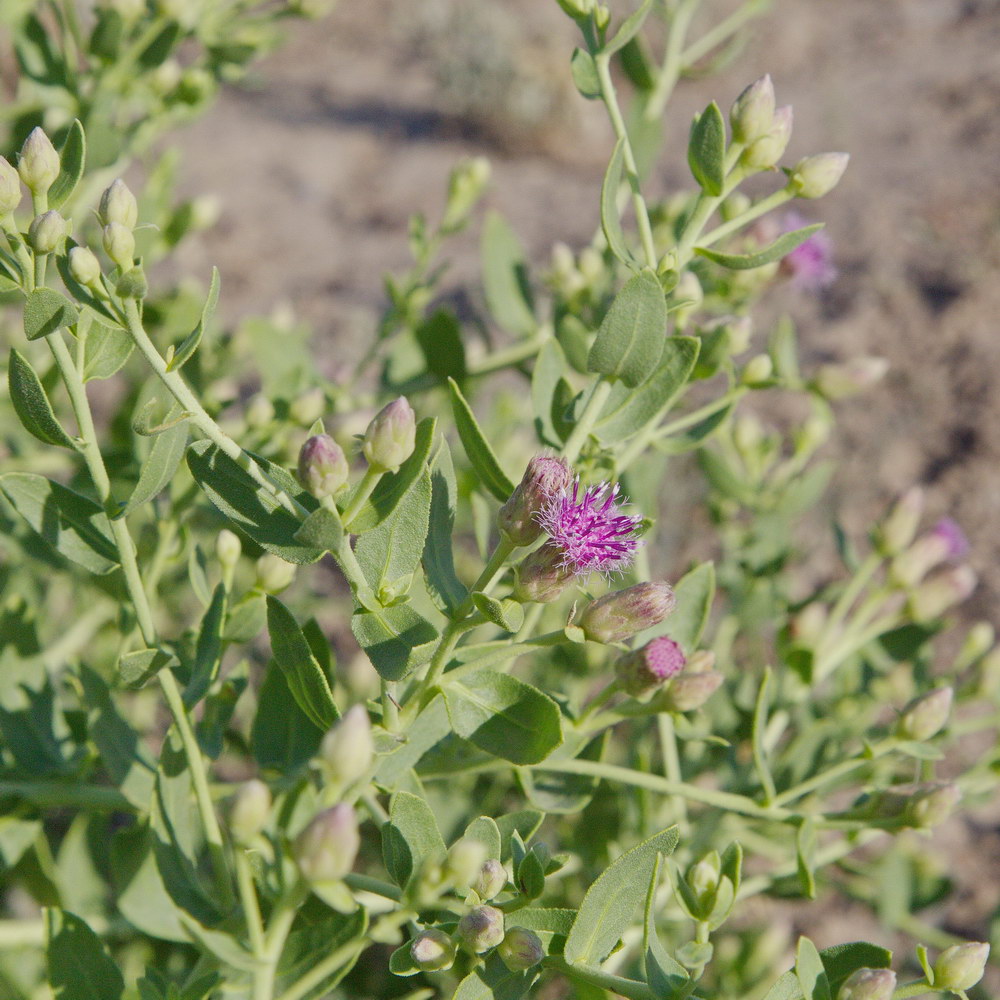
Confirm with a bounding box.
[537,478,642,577]
[930,517,969,561]
[779,210,836,290]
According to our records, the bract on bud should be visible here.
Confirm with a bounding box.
[18,127,60,195]
[254,553,296,594]
[836,968,897,1000]
[578,582,676,644]
[933,942,990,991]
[730,75,776,144]
[897,687,952,741]
[813,356,888,400]
[28,210,65,254]
[362,397,416,473]
[216,528,242,569]
[298,434,349,498]
[876,487,925,555]
[99,179,139,229]
[789,153,850,199]
[229,779,271,844]
[442,157,491,232]
[663,671,723,711]
[410,928,457,972]
[68,246,102,287]
[741,353,773,386]
[0,157,21,215]
[616,637,686,697]
[498,455,573,546]
[289,387,326,427]
[473,858,507,901]
[512,544,575,604]
[445,838,489,891]
[319,705,373,787]
[741,106,793,169]
[456,905,505,954]
[102,221,135,270]
[498,927,545,971]
[904,782,960,828]
[909,566,976,620]
[293,804,360,882]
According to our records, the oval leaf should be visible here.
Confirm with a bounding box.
[48,119,86,209]
[8,348,76,449]
[46,909,124,1000]
[448,378,516,501]
[117,416,188,517]
[382,790,446,888]
[167,266,220,371]
[688,101,726,196]
[351,604,439,682]
[24,287,79,341]
[481,211,535,336]
[82,322,134,381]
[695,224,824,270]
[601,138,639,268]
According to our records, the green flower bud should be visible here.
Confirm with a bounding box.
[288,0,339,18]
[298,434,349,498]
[579,582,677,644]
[255,553,296,594]
[789,153,850,199]
[730,75,775,144]
[289,387,326,427]
[246,393,275,428]
[190,194,221,231]
[115,265,148,300]
[216,528,242,569]
[741,353,773,386]
[362,397,416,473]
[933,942,990,991]
[897,687,952,741]
[442,156,491,232]
[456,905,505,954]
[68,246,102,287]
[593,4,610,31]
[554,0,594,19]
[27,210,65,254]
[723,315,754,355]
[960,621,995,666]
[229,779,271,844]
[0,156,22,216]
[836,968,897,1000]
[177,67,215,105]
[107,0,145,20]
[294,804,360,882]
[513,544,575,604]
[616,637,686,698]
[410,928,457,972]
[687,855,721,915]
[99,179,138,229]
[663,671,723,711]
[909,567,977,621]
[151,59,183,95]
[473,858,507,901]
[904,782,960,828]
[18,127,60,195]
[497,927,545,971]
[498,455,572,547]
[876,486,925,556]
[445,838,489,891]
[102,221,135,270]
[790,603,828,649]
[319,705,373,787]
[813,356,889,400]
[741,106,793,170]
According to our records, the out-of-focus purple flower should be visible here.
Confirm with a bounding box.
[929,517,969,561]
[537,478,642,577]
[779,211,836,290]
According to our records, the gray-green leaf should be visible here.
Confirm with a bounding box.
[83,322,134,381]
[351,604,439,682]
[481,211,535,336]
[117,415,188,517]
[448,378,516,502]
[687,101,726,196]
[23,287,79,341]
[8,348,76,448]
[695,224,824,270]
[382,790,446,888]
[48,119,86,209]
[46,908,124,1000]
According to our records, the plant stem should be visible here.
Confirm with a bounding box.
[342,465,383,529]
[563,379,613,464]
[234,851,267,1000]
[452,535,517,619]
[0,781,131,811]
[466,325,552,377]
[698,187,794,248]
[643,0,700,124]
[771,739,896,807]
[658,713,689,825]
[543,956,655,1000]
[679,0,769,67]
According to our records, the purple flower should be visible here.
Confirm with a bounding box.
[779,210,836,290]
[929,517,969,561]
[537,478,642,577]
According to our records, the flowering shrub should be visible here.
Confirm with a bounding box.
[0,2,997,999]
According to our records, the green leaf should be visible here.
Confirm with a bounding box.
[796,937,831,1000]
[415,308,465,381]
[453,952,537,1000]
[636,560,715,652]
[48,119,86,209]
[796,819,818,899]
[570,47,601,100]
[382,790,446,888]
[472,593,524,633]
[186,441,324,564]
[464,816,502,860]
[564,825,679,965]
[644,855,689,993]
[266,596,339,730]
[587,268,666,387]
[496,811,545,862]
[351,604,439,682]
[444,671,562,765]
[481,211,535,336]
[374,693,450,788]
[595,336,699,441]
[276,910,367,998]
[117,415,188,517]
[46,909,124,1000]
[762,943,893,1000]
[8,348,76,449]
[0,472,118,574]
[695,224,824,270]
[531,338,569,446]
[603,0,653,56]
[422,440,466,614]
[118,647,174,688]
[183,584,226,707]
[167,267,220,371]
[251,660,324,772]
[601,139,639,268]
[448,378,516,501]
[23,287,79,341]
[292,506,343,552]
[517,733,605,814]
[687,101,726,196]
[82,322,134,381]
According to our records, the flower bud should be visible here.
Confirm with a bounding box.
[554,0,594,19]
[498,455,573,546]
[836,968,897,1000]
[229,779,271,844]
[512,544,575,604]
[789,153,850,199]
[298,434,349,499]
[68,245,102,287]
[255,553,296,594]
[741,106,793,169]
[663,671,723,711]
[28,210,65,254]
[362,397,416,473]
[246,393,275,428]
[216,528,242,569]
[724,315,754,355]
[579,582,677,644]
[473,858,507,901]
[498,927,545,971]
[876,487,925,556]
[294,804,360,882]
[933,942,990,991]
[730,75,775,144]
[456,905,505,954]
[904,782,960,828]
[897,687,952,741]
[790,603,828,649]
[909,566,977,620]
[0,156,22,215]
[686,855,721,915]
[616,636,686,697]
[813,356,889,400]
[442,157,491,232]
[410,928,457,972]
[115,265,147,300]
[445,838,489,891]
[741,353,773,386]
[289,387,326,427]
[319,705,373,787]
[891,525,962,587]
[18,127,60,195]
[190,194,221,231]
[109,0,145,20]
[102,221,135,270]
[99,178,138,229]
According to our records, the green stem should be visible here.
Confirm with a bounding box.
[818,551,884,646]
[814,612,902,682]
[543,956,654,1000]
[276,941,367,1000]
[380,679,399,732]
[343,872,402,902]
[0,781,131,811]
[643,0,700,123]
[771,739,896,807]
[453,535,517,619]
[466,326,552,377]
[578,679,621,723]
[698,187,794,249]
[444,631,566,683]
[563,379,613,464]
[658,713,689,825]
[259,880,309,999]
[234,851,267,1000]
[680,0,769,66]
[342,465,383,529]
[891,982,933,1000]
